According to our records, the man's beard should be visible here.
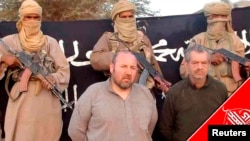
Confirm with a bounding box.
[113,76,133,89]
[193,69,207,80]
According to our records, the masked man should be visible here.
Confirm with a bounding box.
[180,1,245,96]
[90,0,170,94]
[0,0,70,140]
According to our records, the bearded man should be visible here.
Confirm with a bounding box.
[180,1,245,96]
[0,0,70,140]
[69,50,157,141]
[160,45,228,141]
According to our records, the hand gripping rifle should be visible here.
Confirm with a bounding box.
[190,39,250,66]
[209,48,250,66]
[132,52,172,96]
[207,47,250,80]
[0,38,73,110]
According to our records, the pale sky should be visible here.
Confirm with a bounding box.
[150,0,240,16]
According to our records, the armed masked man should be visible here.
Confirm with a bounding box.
[180,1,245,96]
[0,0,70,141]
[90,1,170,140]
[91,0,170,95]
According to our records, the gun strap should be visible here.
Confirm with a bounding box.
[5,69,22,101]
[113,32,132,51]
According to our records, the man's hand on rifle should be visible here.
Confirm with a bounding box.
[1,54,22,68]
[211,53,226,66]
[156,82,169,93]
[154,76,171,93]
[40,75,56,90]
[244,62,250,72]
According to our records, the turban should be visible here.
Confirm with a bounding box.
[16,0,46,52]
[203,1,231,17]
[17,0,42,31]
[18,0,42,18]
[203,1,234,33]
[110,0,136,21]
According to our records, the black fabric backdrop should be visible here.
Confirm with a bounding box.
[1,7,250,140]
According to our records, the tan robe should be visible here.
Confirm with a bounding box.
[180,32,245,95]
[0,34,70,141]
[90,31,163,89]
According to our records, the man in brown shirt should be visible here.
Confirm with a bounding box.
[160,45,228,141]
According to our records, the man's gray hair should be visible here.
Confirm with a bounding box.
[184,45,211,62]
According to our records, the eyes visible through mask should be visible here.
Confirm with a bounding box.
[119,11,134,19]
[209,14,227,19]
[119,15,134,19]
[23,15,41,21]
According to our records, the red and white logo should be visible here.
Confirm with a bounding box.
[223,108,250,125]
[188,78,250,141]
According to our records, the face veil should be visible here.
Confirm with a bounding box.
[111,0,137,43]
[16,0,46,52]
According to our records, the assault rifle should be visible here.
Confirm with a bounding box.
[0,38,73,110]
[208,48,250,66]
[133,52,171,94]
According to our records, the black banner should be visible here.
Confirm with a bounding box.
[1,7,250,140]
